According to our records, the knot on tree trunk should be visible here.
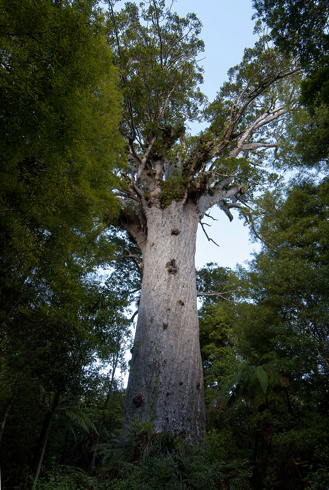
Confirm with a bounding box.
[166,259,178,274]
[132,391,144,407]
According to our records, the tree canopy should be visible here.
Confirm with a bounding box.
[253,0,329,166]
[0,0,123,294]
[106,0,300,246]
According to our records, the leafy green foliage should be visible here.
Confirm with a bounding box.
[90,421,253,490]
[0,1,131,488]
[252,0,329,68]
[252,0,329,167]
[2,1,329,489]
[107,0,206,132]
[276,102,329,168]
[0,273,131,488]
[36,463,101,490]
[0,0,124,303]
[198,178,329,489]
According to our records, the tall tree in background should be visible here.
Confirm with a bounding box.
[0,1,126,485]
[252,0,329,67]
[0,0,123,323]
[190,179,329,489]
[107,0,299,438]
[253,0,329,165]
[229,180,329,488]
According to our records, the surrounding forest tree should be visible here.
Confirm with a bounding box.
[253,0,329,165]
[0,0,128,487]
[198,178,329,489]
[107,0,299,437]
[0,0,123,324]
[252,0,329,67]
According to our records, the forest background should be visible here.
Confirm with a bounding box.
[0,0,328,489]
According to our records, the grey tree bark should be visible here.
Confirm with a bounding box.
[123,201,205,438]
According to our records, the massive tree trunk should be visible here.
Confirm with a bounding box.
[122,200,205,438]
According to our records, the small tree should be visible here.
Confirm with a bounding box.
[107,0,299,438]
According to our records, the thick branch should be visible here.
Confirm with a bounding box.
[118,198,147,250]
[197,182,244,214]
[218,201,242,222]
[136,135,157,184]
[239,142,277,152]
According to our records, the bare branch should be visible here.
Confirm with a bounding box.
[136,135,157,184]
[233,66,299,124]
[158,82,179,120]
[239,142,277,151]
[117,188,141,203]
[197,291,235,302]
[204,212,218,221]
[127,151,141,171]
[132,181,146,200]
[210,65,301,160]
[120,288,141,296]
[227,106,286,159]
[130,310,139,322]
[220,201,242,221]
[253,108,287,130]
[236,196,255,211]
[121,248,143,266]
[199,221,220,247]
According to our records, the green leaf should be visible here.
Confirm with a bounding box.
[255,365,269,394]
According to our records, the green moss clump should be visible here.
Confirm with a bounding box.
[161,175,186,207]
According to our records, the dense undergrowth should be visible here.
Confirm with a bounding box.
[24,411,329,490]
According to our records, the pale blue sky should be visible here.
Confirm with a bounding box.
[173,0,257,101]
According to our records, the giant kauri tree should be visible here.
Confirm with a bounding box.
[107,0,299,438]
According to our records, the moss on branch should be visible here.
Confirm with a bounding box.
[161,174,186,207]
